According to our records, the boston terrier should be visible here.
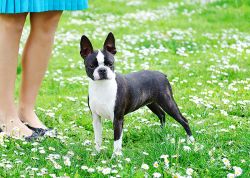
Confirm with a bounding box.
[80,32,194,156]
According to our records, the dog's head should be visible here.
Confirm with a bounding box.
[80,32,117,81]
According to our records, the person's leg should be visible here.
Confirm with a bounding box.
[0,13,33,137]
[18,11,62,128]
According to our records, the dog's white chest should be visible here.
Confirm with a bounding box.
[88,78,117,120]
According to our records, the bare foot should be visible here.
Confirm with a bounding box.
[18,109,47,129]
[0,113,33,138]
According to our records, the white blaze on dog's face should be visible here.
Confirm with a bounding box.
[92,50,116,80]
[80,32,117,81]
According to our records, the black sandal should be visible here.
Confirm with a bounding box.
[25,124,53,136]
[0,127,40,141]
[24,132,40,141]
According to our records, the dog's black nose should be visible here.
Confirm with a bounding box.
[98,68,107,74]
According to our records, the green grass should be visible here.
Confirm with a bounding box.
[1,0,250,177]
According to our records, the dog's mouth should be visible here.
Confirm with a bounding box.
[91,75,112,81]
[98,72,112,80]
[97,77,110,80]
[91,71,115,81]
[99,74,107,80]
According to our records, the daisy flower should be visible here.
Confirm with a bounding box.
[153,172,161,178]
[102,167,111,175]
[153,161,159,168]
[186,168,194,175]
[141,163,149,170]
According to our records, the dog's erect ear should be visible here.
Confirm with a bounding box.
[80,35,93,58]
[103,32,117,55]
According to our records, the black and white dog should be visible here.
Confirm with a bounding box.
[80,33,194,156]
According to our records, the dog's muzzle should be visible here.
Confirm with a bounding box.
[98,68,108,80]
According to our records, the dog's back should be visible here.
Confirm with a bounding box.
[115,70,171,114]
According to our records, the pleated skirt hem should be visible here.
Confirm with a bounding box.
[0,0,88,14]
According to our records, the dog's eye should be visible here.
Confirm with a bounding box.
[106,62,113,67]
[89,64,95,69]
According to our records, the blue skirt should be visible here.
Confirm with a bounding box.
[0,0,88,14]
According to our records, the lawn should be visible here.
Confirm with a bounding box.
[1,0,250,177]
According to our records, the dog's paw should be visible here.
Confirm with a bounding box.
[90,148,101,157]
[111,151,123,159]
[187,136,195,144]
[95,145,101,153]
[91,151,98,156]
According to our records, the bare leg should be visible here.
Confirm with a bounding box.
[18,11,62,128]
[0,13,33,137]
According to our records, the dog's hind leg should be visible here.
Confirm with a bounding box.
[158,92,193,137]
[147,103,166,127]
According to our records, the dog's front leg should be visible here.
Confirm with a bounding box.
[92,113,102,153]
[113,118,123,156]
